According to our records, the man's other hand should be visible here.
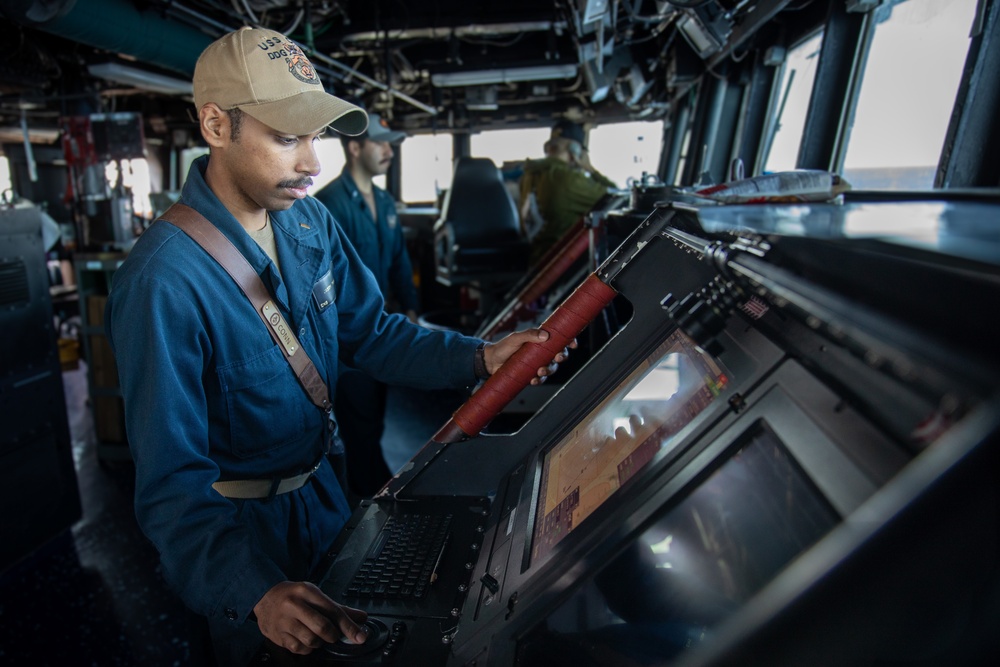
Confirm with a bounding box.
[254,581,368,654]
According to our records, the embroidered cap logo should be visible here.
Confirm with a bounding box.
[282,41,319,85]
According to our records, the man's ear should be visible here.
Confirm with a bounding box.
[200,103,228,148]
[347,139,364,160]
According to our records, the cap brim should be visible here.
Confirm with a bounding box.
[366,129,407,144]
[239,90,369,136]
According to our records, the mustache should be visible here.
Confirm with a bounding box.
[278,177,314,189]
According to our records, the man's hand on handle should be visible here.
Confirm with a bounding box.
[484,328,577,384]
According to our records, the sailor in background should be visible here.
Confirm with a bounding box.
[314,108,418,502]
[519,120,617,265]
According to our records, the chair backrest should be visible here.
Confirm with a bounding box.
[436,157,522,244]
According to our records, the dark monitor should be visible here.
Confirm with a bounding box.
[512,358,902,666]
[518,420,840,665]
[90,112,145,161]
[530,328,730,565]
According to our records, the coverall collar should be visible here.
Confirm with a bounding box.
[179,155,327,325]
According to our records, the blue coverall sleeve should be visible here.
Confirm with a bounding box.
[325,218,479,388]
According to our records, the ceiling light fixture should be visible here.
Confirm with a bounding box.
[431,64,578,88]
[87,63,193,96]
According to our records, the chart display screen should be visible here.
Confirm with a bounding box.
[531,330,730,563]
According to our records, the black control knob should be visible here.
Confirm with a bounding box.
[480,573,500,595]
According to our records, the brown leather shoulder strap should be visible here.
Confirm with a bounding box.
[162,203,332,412]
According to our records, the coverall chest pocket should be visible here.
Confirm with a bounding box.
[217,345,312,458]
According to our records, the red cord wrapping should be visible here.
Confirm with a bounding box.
[433,273,617,443]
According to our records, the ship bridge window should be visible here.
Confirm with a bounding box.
[762,31,824,173]
[841,0,977,190]
[180,147,209,188]
[400,133,454,204]
[469,121,665,196]
[310,138,349,194]
[588,121,664,187]
[471,127,551,168]
[1,157,11,198]
[104,159,153,219]
[470,126,551,201]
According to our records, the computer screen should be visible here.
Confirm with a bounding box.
[530,329,730,564]
[518,419,842,665]
[90,112,146,161]
[640,420,841,606]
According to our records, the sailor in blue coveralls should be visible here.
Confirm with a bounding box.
[104,27,567,666]
[314,111,419,500]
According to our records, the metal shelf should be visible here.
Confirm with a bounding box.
[74,252,130,461]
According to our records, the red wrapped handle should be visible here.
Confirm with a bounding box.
[434,273,617,443]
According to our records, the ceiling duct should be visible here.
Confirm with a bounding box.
[87,63,194,96]
[341,21,562,44]
[11,0,213,76]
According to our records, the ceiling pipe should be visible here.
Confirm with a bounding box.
[17,0,214,76]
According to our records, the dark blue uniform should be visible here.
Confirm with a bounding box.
[314,169,422,497]
[106,156,479,663]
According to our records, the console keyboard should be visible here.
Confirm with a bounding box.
[344,512,453,600]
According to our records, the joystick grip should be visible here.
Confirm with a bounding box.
[434,274,617,443]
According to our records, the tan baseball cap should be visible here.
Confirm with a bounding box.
[193,26,368,137]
